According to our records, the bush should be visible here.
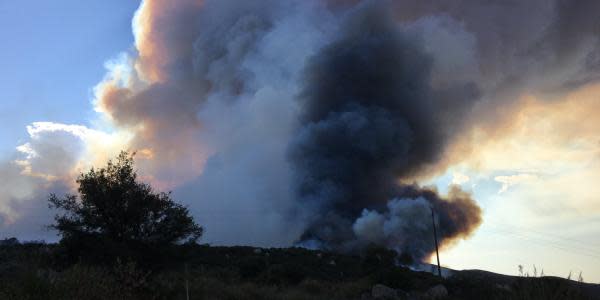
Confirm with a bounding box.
[48,151,203,264]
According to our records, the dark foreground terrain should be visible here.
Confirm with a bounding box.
[1,241,598,300]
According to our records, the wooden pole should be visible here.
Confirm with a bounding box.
[431,207,442,277]
[185,263,190,300]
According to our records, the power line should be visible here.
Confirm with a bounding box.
[484,225,600,255]
[484,228,600,261]
[485,219,600,248]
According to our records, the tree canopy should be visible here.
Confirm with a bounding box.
[49,151,202,252]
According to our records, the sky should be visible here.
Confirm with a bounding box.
[0,1,139,157]
[1,0,600,283]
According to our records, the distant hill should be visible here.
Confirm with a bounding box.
[0,241,598,299]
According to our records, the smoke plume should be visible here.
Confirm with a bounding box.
[290,2,481,258]
[2,0,600,263]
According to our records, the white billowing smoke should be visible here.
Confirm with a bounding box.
[353,198,432,252]
[172,1,340,247]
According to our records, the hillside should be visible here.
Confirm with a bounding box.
[1,241,598,299]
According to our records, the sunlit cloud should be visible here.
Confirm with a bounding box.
[445,83,600,219]
[451,172,470,186]
[494,174,538,194]
[0,121,131,232]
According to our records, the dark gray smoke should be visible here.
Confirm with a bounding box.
[290,2,482,259]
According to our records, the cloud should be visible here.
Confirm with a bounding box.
[458,83,600,175]
[450,83,600,219]
[452,172,470,186]
[495,174,539,194]
[15,122,129,179]
[0,122,127,240]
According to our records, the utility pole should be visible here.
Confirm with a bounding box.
[185,263,190,300]
[431,207,442,277]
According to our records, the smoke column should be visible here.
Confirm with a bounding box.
[290,2,481,260]
[2,0,599,261]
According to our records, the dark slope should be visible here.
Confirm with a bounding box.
[1,242,598,299]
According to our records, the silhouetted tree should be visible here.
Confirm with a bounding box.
[49,151,202,262]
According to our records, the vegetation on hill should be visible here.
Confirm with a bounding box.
[1,152,597,299]
[0,241,598,299]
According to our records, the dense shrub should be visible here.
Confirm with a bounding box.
[48,151,202,264]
